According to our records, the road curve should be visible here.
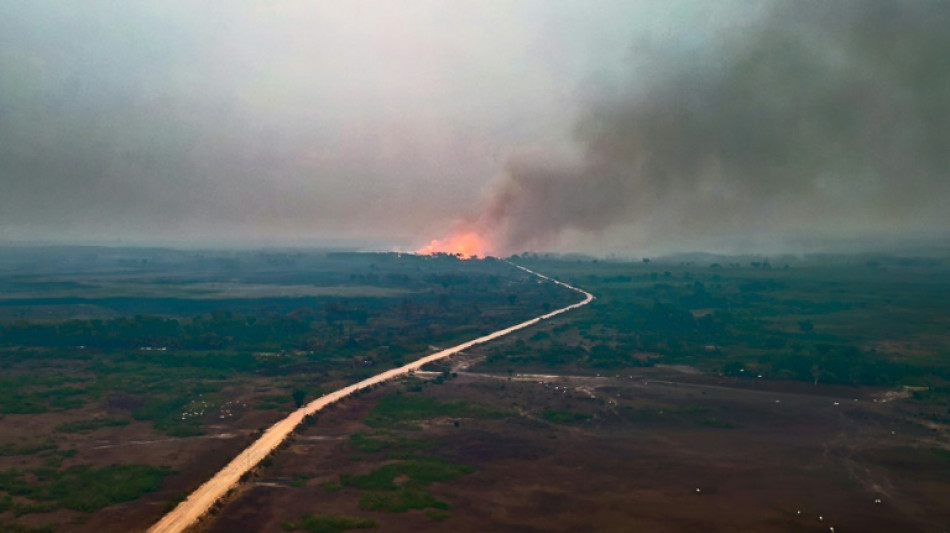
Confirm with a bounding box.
[147,263,593,533]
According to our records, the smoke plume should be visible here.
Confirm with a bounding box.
[481,0,950,254]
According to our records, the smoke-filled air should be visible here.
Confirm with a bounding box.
[2,1,948,256]
[455,0,950,256]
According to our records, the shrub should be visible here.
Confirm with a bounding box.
[542,410,591,424]
[281,513,377,533]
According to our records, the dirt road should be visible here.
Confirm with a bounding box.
[146,263,592,533]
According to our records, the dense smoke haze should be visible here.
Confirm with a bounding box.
[477,0,950,255]
[1,1,948,255]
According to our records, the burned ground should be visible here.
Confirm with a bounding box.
[204,360,949,532]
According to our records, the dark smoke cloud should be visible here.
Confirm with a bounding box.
[483,0,950,255]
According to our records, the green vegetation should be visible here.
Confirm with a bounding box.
[358,489,449,513]
[161,491,187,513]
[0,376,89,415]
[0,249,574,441]
[0,464,172,513]
[348,432,433,456]
[281,513,377,533]
[289,474,311,488]
[0,441,56,457]
[339,459,472,513]
[340,460,473,491]
[663,405,710,415]
[0,251,575,356]
[424,510,450,522]
[933,447,950,463]
[257,394,291,410]
[131,392,206,437]
[54,417,129,433]
[349,433,388,453]
[292,389,307,408]
[321,482,343,493]
[701,417,740,429]
[542,409,592,424]
[364,395,508,428]
[486,254,950,388]
[10,501,57,517]
[0,521,55,533]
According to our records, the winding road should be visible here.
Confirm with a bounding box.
[147,262,593,533]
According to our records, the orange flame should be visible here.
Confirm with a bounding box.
[416,231,489,259]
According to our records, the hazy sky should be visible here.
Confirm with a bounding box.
[1,1,947,255]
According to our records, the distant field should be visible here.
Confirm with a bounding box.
[0,284,418,323]
[499,253,950,389]
[0,282,417,301]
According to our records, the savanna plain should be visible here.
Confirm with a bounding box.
[0,246,948,532]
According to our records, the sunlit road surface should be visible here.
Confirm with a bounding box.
[146,263,593,533]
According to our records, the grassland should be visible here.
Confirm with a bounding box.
[485,253,950,390]
[0,246,576,532]
[1,246,948,531]
[202,251,950,532]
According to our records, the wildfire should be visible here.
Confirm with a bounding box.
[416,231,489,259]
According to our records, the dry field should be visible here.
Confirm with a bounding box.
[0,377,292,533]
[200,365,950,533]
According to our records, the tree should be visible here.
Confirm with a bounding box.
[292,389,306,408]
